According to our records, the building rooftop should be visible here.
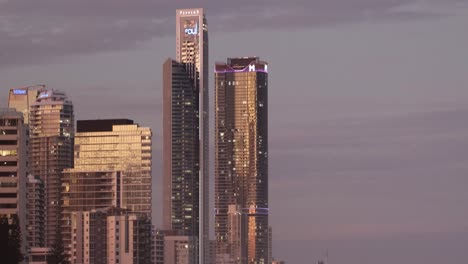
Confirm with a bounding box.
[77,119,134,133]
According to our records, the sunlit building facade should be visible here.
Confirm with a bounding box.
[61,119,151,262]
[72,119,152,216]
[0,108,28,257]
[215,57,269,264]
[29,89,74,247]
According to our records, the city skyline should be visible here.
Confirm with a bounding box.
[1,1,468,263]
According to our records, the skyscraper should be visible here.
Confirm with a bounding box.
[163,8,209,263]
[163,59,200,235]
[29,89,74,247]
[0,108,28,257]
[215,57,269,264]
[8,84,46,250]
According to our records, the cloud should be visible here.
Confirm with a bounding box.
[269,107,468,241]
[389,0,468,16]
[1,0,464,68]
[271,107,468,179]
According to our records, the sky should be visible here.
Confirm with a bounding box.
[1,0,468,263]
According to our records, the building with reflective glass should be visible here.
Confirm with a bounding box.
[214,57,269,264]
[61,119,152,262]
[29,89,74,247]
[71,119,152,216]
[163,8,209,263]
[163,59,199,235]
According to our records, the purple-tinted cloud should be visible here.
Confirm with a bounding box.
[0,0,464,68]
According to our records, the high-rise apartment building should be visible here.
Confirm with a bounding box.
[163,59,199,235]
[29,89,74,247]
[0,108,28,257]
[164,8,209,263]
[8,85,45,125]
[215,57,269,264]
[8,84,46,251]
[61,170,123,257]
[70,207,152,264]
[61,119,151,261]
[72,119,152,216]
[27,174,45,248]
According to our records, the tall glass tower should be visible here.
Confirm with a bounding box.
[215,57,269,264]
[163,8,209,263]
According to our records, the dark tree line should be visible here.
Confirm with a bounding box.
[0,215,70,264]
[0,215,24,263]
[47,236,69,264]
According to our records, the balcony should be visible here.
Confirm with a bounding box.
[0,166,18,172]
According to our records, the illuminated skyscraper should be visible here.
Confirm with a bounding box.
[163,8,208,263]
[0,108,28,257]
[215,57,269,264]
[29,89,74,247]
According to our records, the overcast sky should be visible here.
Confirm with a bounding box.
[1,0,468,263]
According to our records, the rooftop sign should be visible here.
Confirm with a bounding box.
[12,89,27,95]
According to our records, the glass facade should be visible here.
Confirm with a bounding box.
[164,8,209,263]
[61,120,152,262]
[215,57,269,264]
[163,60,200,236]
[71,121,152,216]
